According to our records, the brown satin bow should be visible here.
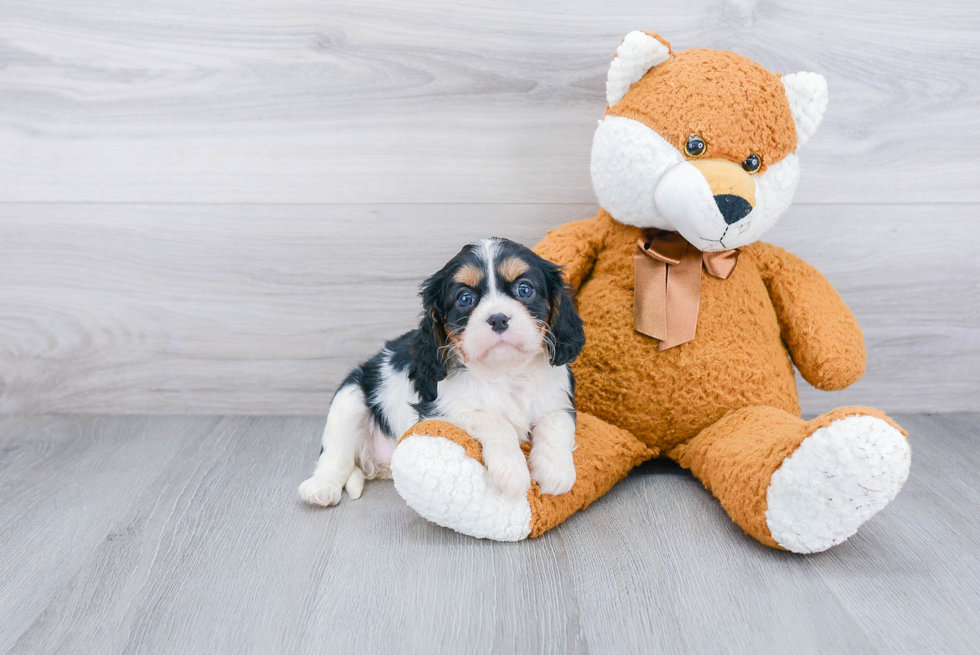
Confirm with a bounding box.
[634,230,740,350]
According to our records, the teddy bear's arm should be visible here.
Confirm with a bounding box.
[533,213,608,290]
[749,242,866,391]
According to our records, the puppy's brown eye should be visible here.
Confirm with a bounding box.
[685,135,706,158]
[516,281,534,299]
[742,153,761,173]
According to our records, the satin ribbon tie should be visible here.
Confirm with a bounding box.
[633,230,739,350]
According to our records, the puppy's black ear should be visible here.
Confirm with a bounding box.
[543,261,586,366]
[409,268,449,403]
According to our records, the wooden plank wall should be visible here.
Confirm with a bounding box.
[1,0,977,414]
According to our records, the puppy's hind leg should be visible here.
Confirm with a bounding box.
[344,467,366,500]
[299,384,369,507]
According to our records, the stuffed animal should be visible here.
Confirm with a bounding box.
[389,32,912,553]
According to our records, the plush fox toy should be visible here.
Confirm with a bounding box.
[389,32,912,553]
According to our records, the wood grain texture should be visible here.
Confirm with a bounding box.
[811,413,980,654]
[0,0,978,204]
[1,414,978,654]
[0,416,202,653]
[1,202,977,414]
[1,0,978,414]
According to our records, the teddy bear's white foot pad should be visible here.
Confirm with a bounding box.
[765,415,911,554]
[391,434,532,541]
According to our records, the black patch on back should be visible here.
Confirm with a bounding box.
[357,351,392,438]
[340,330,420,440]
[387,331,415,372]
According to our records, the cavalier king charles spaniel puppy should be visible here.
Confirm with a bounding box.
[299,237,585,506]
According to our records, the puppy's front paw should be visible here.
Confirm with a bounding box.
[530,444,576,496]
[299,475,343,507]
[484,448,531,498]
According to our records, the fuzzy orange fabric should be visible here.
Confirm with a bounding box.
[536,210,807,452]
[670,406,906,548]
[752,242,867,390]
[607,48,797,172]
[528,413,655,537]
[525,210,905,545]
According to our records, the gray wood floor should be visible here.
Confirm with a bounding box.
[1,415,977,654]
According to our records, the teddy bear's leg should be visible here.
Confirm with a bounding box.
[670,406,911,553]
[391,414,654,541]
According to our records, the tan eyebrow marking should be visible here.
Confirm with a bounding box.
[452,263,483,287]
[498,256,529,283]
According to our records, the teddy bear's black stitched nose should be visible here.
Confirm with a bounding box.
[714,194,753,225]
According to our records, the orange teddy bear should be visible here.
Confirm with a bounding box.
[390,32,911,553]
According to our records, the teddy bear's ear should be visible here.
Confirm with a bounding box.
[782,72,829,148]
[606,31,672,107]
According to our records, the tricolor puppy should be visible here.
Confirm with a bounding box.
[299,238,586,506]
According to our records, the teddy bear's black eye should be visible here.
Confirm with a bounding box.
[742,153,761,173]
[685,135,707,158]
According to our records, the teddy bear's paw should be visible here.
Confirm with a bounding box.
[765,415,911,554]
[390,433,532,541]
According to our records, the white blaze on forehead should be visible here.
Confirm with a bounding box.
[475,237,501,297]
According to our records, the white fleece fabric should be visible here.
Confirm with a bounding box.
[766,415,911,554]
[590,115,802,250]
[391,434,532,541]
[781,72,828,148]
[606,31,671,107]
[590,115,683,230]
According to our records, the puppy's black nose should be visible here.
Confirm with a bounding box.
[487,313,509,334]
[714,194,753,225]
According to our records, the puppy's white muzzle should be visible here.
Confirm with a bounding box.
[463,295,542,366]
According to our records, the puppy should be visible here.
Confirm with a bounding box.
[299,237,586,506]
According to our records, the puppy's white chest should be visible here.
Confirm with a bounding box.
[481,378,537,435]
[434,362,567,438]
